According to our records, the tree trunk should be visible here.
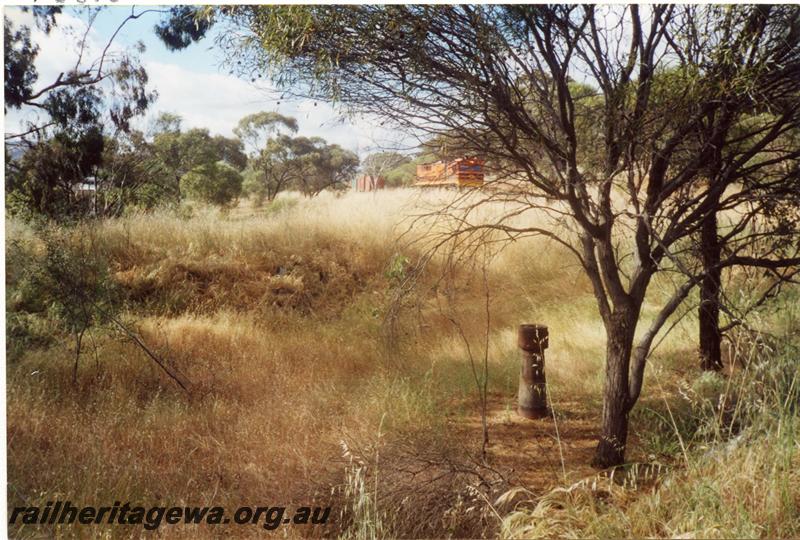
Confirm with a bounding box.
[593,307,637,468]
[73,329,85,384]
[175,174,181,200]
[699,208,723,371]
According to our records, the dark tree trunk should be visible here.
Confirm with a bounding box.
[593,307,637,468]
[73,329,85,384]
[699,208,723,371]
[174,175,180,197]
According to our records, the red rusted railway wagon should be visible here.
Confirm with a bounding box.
[353,175,386,192]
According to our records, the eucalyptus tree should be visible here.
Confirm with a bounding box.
[299,142,359,197]
[234,111,298,156]
[694,117,800,371]
[163,5,800,467]
[180,161,243,208]
[151,114,246,201]
[243,133,314,203]
[4,6,159,219]
[4,6,156,143]
[362,152,411,183]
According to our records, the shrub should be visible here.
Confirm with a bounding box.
[180,161,243,207]
[7,227,120,378]
[240,166,267,207]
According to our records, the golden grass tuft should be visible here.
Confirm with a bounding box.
[7,188,799,538]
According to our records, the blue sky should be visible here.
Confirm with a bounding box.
[4,5,409,156]
[85,7,221,72]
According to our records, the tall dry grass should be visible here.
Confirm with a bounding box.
[6,188,797,538]
[500,322,800,538]
[8,189,572,537]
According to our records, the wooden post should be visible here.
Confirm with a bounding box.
[518,324,548,419]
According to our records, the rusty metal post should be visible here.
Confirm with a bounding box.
[517,324,549,419]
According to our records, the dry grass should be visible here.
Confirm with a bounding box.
[501,342,800,539]
[6,188,798,538]
[8,189,544,537]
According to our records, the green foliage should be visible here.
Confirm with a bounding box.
[300,142,359,196]
[7,227,120,362]
[368,150,439,187]
[212,134,248,170]
[153,6,212,51]
[380,150,441,187]
[4,16,39,109]
[241,166,268,207]
[5,10,154,133]
[361,152,411,178]
[6,127,105,220]
[6,128,178,220]
[180,161,243,207]
[4,7,64,109]
[221,6,341,90]
[151,115,246,203]
[239,119,358,200]
[5,7,158,221]
[385,253,410,284]
[152,111,182,134]
[6,312,55,362]
[234,111,298,155]
[98,131,177,213]
[384,161,417,187]
[243,134,308,202]
[359,151,415,187]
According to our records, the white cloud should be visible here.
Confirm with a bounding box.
[140,61,410,155]
[5,8,132,136]
[5,7,130,86]
[4,7,414,157]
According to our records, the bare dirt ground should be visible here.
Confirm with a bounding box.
[456,393,599,494]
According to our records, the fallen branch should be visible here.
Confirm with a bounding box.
[108,315,193,392]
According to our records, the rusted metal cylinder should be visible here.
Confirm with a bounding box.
[518,324,549,419]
